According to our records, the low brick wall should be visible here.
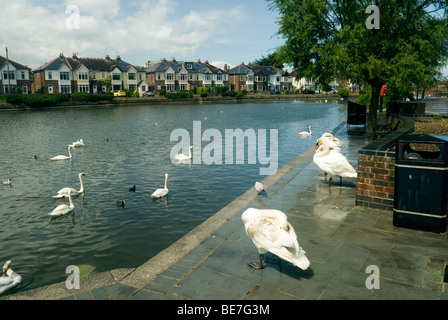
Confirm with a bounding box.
[356,115,415,211]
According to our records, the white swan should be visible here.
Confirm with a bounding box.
[0,261,22,295]
[51,146,73,161]
[321,132,344,151]
[69,139,84,148]
[313,138,357,185]
[174,146,194,161]
[255,182,265,194]
[52,173,85,198]
[2,178,11,185]
[151,173,169,198]
[298,126,312,136]
[49,189,75,217]
[242,208,310,270]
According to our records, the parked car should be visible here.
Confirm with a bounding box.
[303,89,315,94]
[142,91,155,97]
[113,90,126,97]
[270,89,280,94]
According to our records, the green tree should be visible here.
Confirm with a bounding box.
[253,52,284,69]
[267,0,448,135]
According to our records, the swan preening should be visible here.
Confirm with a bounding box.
[51,146,73,161]
[242,208,310,270]
[151,173,169,198]
[49,189,75,217]
[255,182,265,194]
[2,178,11,185]
[321,132,344,151]
[69,139,84,148]
[298,126,312,136]
[52,173,85,198]
[313,137,357,185]
[174,146,194,162]
[0,261,22,295]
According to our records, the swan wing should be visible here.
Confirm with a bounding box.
[314,150,356,177]
[151,188,169,198]
[49,204,73,216]
[53,187,77,198]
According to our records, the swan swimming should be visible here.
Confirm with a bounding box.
[313,138,357,185]
[255,182,265,194]
[151,173,169,198]
[242,208,310,270]
[51,146,73,161]
[49,189,75,217]
[298,126,312,136]
[69,139,84,148]
[52,173,85,198]
[2,178,11,185]
[0,261,22,295]
[174,146,194,162]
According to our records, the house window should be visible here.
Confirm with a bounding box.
[217,73,222,81]
[186,63,193,70]
[48,72,52,80]
[92,73,96,80]
[157,73,162,80]
[166,73,174,81]
[179,84,187,91]
[60,85,71,94]
[22,85,28,94]
[166,84,175,92]
[60,72,70,80]
[21,71,26,80]
[128,73,136,81]
[205,73,212,81]
[180,73,187,81]
[102,72,106,79]
[3,71,15,80]
[78,85,89,92]
[78,72,88,80]
[240,75,245,81]
[113,73,121,81]
[247,75,253,82]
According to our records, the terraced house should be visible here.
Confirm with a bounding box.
[32,53,147,95]
[0,55,31,95]
[228,62,293,93]
[146,58,229,93]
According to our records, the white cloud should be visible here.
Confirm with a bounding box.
[0,0,247,69]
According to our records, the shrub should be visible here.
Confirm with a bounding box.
[71,92,113,103]
[338,87,350,98]
[165,90,193,99]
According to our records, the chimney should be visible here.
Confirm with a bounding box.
[224,64,228,72]
[248,62,252,66]
[59,53,64,59]
[172,57,176,62]
[197,59,201,63]
[105,54,110,60]
[205,60,209,64]
[72,53,78,59]
[242,62,245,65]
[117,55,121,60]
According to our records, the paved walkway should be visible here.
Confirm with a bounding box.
[3,121,448,301]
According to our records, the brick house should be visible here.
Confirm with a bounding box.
[146,58,229,93]
[0,55,31,94]
[228,62,292,93]
[32,53,145,94]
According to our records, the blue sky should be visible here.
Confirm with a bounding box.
[0,0,284,70]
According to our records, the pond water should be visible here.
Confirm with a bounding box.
[0,99,347,292]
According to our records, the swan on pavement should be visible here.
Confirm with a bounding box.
[313,138,357,185]
[241,208,310,270]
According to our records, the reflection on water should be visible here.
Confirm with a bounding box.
[0,100,347,292]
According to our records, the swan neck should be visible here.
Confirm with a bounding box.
[164,175,168,189]
[79,174,84,192]
[316,139,330,157]
[68,193,74,207]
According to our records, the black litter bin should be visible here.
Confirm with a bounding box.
[347,100,366,129]
[394,134,448,233]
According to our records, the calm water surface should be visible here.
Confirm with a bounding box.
[0,99,347,292]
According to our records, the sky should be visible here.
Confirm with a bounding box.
[0,0,285,71]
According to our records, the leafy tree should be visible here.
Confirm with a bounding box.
[253,52,284,69]
[267,0,448,135]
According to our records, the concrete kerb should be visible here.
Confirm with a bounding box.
[5,142,318,300]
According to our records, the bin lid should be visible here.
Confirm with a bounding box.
[398,134,448,144]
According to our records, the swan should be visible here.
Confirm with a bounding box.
[69,139,84,148]
[49,189,75,217]
[255,182,265,194]
[51,146,73,161]
[52,173,85,198]
[174,146,194,161]
[321,132,344,151]
[2,178,11,185]
[129,185,136,192]
[242,208,310,270]
[298,126,312,136]
[0,261,22,295]
[151,173,169,198]
[313,138,357,185]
